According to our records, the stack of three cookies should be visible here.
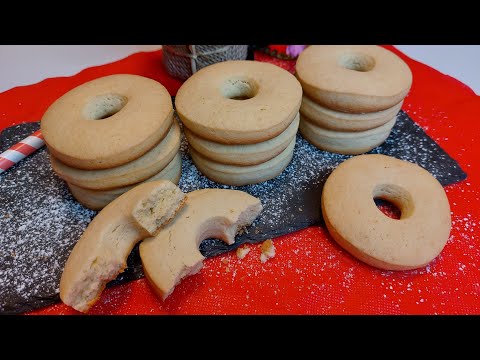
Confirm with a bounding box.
[175,60,303,186]
[295,45,413,154]
[41,74,183,210]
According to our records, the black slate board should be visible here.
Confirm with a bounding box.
[0,111,467,313]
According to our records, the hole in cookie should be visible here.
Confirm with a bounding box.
[339,53,376,72]
[374,199,401,220]
[221,77,258,100]
[83,94,128,120]
[372,184,414,220]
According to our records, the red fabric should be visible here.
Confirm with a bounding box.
[1,46,479,315]
[268,44,288,55]
[254,50,297,74]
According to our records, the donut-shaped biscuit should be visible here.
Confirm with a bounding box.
[185,113,299,165]
[60,180,186,312]
[300,95,403,131]
[299,114,396,155]
[190,138,296,186]
[139,189,263,300]
[296,45,412,113]
[321,154,451,270]
[68,152,182,210]
[140,188,262,300]
[41,74,173,169]
[51,119,181,190]
[175,60,302,144]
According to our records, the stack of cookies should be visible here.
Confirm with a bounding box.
[295,45,412,155]
[41,74,182,210]
[175,60,302,186]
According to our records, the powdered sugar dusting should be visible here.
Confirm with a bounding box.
[0,123,95,313]
[185,111,466,256]
[0,111,467,313]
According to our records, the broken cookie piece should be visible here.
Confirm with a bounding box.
[236,245,251,260]
[260,239,276,263]
[140,189,263,300]
[59,180,186,313]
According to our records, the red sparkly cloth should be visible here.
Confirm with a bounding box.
[254,49,297,73]
[1,46,479,315]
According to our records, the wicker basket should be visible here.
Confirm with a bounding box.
[162,45,249,80]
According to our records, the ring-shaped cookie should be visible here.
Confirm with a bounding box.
[59,180,186,313]
[140,188,262,300]
[175,60,302,144]
[185,113,299,165]
[300,95,403,131]
[51,119,181,190]
[190,137,296,186]
[68,152,183,210]
[321,154,451,270]
[296,45,412,113]
[41,74,173,169]
[299,114,396,155]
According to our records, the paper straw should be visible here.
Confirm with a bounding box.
[0,130,45,174]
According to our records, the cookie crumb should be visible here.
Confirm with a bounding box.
[221,258,229,265]
[260,239,276,263]
[236,245,251,260]
[225,266,230,273]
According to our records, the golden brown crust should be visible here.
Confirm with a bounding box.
[67,152,183,210]
[260,239,276,263]
[299,113,396,155]
[321,154,451,270]
[175,60,302,144]
[59,180,186,313]
[50,119,181,190]
[236,245,251,260]
[296,45,412,113]
[41,74,173,169]
[300,95,403,132]
[189,138,296,186]
[140,189,263,300]
[185,113,299,166]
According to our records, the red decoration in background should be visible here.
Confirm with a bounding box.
[254,50,297,73]
[268,44,288,54]
[1,46,479,315]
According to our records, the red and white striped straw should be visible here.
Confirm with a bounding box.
[0,130,45,174]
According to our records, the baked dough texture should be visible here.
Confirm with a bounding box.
[140,188,263,300]
[175,60,302,144]
[50,119,181,190]
[296,45,412,113]
[41,74,173,170]
[67,152,182,210]
[59,180,186,313]
[175,60,302,185]
[300,95,403,132]
[189,137,296,186]
[321,154,451,270]
[299,114,396,155]
[185,113,300,166]
[295,46,411,154]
